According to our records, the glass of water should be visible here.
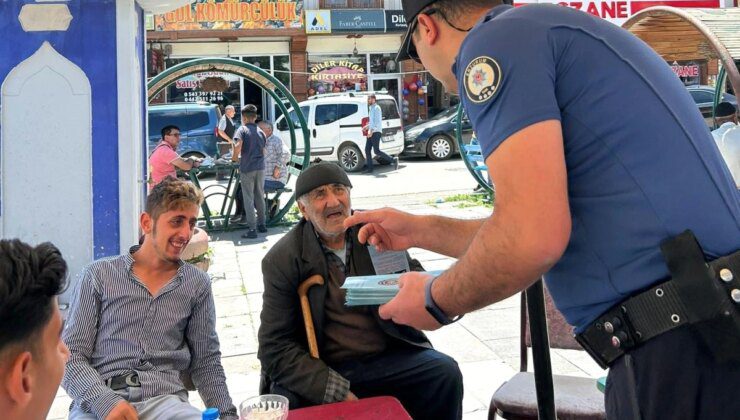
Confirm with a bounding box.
[239,394,289,420]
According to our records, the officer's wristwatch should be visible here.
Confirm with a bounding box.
[424,276,463,325]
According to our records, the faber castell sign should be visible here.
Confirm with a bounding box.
[154,0,304,31]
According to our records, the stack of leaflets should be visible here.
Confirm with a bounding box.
[342,270,444,306]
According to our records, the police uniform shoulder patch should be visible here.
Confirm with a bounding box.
[464,56,502,104]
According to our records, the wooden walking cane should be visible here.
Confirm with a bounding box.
[298,274,324,359]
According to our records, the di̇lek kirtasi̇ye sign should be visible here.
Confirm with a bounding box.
[154,0,304,31]
[309,60,366,82]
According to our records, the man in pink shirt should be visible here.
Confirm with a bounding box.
[148,125,201,190]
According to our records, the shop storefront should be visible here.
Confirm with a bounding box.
[669,60,705,86]
[514,0,732,26]
[146,3,445,123]
[147,0,305,121]
[515,0,732,90]
[304,8,437,122]
[161,52,292,122]
[306,52,402,99]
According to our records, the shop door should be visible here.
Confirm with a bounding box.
[242,56,272,121]
[242,79,269,120]
[370,76,401,105]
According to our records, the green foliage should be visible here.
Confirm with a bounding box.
[185,247,214,265]
[277,203,302,225]
[442,192,493,208]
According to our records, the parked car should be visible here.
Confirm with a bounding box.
[402,107,474,160]
[686,85,737,126]
[273,92,404,172]
[147,102,222,159]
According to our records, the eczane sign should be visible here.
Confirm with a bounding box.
[514,0,730,26]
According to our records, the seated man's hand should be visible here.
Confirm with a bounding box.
[106,401,139,420]
[345,391,359,402]
[193,159,202,168]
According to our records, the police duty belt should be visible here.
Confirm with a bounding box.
[576,230,740,369]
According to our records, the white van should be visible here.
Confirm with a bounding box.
[274,92,404,172]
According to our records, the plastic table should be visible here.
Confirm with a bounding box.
[287,396,411,420]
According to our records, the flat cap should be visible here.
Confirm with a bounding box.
[295,161,352,198]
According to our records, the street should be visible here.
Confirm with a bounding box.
[199,155,483,217]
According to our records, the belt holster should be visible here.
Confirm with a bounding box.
[576,230,740,368]
[661,230,740,364]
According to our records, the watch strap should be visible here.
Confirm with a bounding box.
[424,276,463,325]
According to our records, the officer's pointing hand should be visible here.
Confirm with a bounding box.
[343,208,418,252]
[379,272,442,331]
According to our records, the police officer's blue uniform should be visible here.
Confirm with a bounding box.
[454,4,740,418]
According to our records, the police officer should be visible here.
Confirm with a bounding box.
[343,1,740,418]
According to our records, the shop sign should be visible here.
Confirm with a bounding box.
[306,10,331,34]
[174,71,238,90]
[670,62,700,78]
[514,0,721,26]
[385,10,407,32]
[331,10,385,33]
[153,0,304,31]
[309,59,366,81]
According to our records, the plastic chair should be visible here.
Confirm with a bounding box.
[489,282,606,420]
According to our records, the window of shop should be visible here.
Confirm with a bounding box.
[241,55,291,120]
[307,54,368,96]
[369,53,398,74]
[670,60,702,86]
[274,55,292,94]
[164,57,240,107]
[163,55,291,120]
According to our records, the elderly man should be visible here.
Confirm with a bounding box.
[257,161,463,420]
[0,239,69,420]
[259,120,290,192]
[63,178,237,420]
[217,105,237,146]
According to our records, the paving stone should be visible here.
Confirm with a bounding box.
[246,293,263,315]
[552,348,607,378]
[427,323,503,363]
[214,295,249,318]
[217,315,259,357]
[460,307,521,341]
[459,359,516,411]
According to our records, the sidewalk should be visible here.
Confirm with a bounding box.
[48,196,605,419]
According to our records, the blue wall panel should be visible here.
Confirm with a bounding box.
[0,0,120,258]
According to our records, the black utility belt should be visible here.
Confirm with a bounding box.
[576,231,740,369]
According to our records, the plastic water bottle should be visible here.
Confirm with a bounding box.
[202,407,220,420]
